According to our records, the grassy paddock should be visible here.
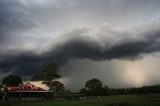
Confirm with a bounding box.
[1,94,160,106]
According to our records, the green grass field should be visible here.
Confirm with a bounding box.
[1,95,160,106]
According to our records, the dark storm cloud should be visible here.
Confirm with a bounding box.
[1,0,160,43]
[48,37,153,63]
[1,20,160,78]
[45,21,160,64]
[0,0,38,44]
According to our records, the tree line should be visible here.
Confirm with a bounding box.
[1,62,160,97]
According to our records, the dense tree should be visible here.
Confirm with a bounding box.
[104,85,109,95]
[31,63,61,86]
[85,78,104,96]
[0,83,2,90]
[80,88,87,94]
[1,74,23,86]
[49,81,66,96]
[80,80,160,96]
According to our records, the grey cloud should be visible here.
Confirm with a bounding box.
[1,21,160,78]
[0,0,38,44]
[1,0,160,44]
[45,22,160,64]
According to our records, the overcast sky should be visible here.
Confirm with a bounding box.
[1,0,160,91]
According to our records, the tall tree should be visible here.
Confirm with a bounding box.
[49,81,66,96]
[85,78,104,96]
[31,62,61,86]
[1,74,23,86]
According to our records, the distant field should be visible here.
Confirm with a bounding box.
[1,94,160,106]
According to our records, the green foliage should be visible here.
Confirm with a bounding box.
[85,78,104,96]
[31,63,61,85]
[1,74,23,86]
[81,78,160,96]
[80,88,87,94]
[104,85,109,95]
[0,83,2,89]
[49,81,66,96]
